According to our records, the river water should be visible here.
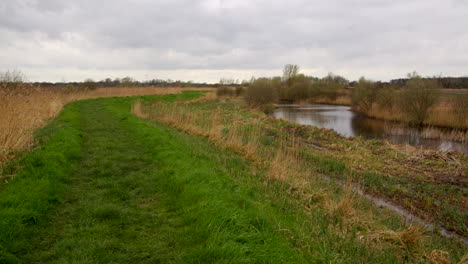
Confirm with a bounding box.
[272,104,467,154]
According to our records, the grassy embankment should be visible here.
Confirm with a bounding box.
[0,91,466,263]
[135,96,467,240]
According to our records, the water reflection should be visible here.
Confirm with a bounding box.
[272,104,467,154]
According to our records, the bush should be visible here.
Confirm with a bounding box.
[399,75,440,125]
[244,78,278,106]
[375,87,397,110]
[0,70,27,92]
[309,73,347,101]
[259,103,277,114]
[216,86,235,97]
[352,77,377,114]
[235,86,245,97]
[83,79,97,90]
[289,74,311,101]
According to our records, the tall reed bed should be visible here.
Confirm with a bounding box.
[0,85,210,163]
[364,101,468,131]
[133,97,467,262]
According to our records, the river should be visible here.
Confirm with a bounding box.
[272,104,467,154]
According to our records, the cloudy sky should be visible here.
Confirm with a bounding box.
[0,0,467,83]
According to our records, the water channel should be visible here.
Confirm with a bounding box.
[272,104,467,154]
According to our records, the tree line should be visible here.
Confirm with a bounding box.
[240,65,467,126]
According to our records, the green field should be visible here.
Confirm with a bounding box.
[0,91,466,263]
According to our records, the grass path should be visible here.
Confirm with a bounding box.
[16,93,311,263]
[2,92,465,263]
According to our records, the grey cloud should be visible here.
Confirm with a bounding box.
[0,0,467,82]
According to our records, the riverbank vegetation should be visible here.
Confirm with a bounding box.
[134,93,466,262]
[135,94,467,242]
[227,65,468,130]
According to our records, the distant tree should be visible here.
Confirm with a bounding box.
[282,64,300,84]
[308,73,347,101]
[322,72,349,85]
[0,70,26,91]
[219,78,236,86]
[241,79,250,86]
[83,79,97,90]
[120,76,135,87]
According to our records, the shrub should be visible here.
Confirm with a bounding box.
[216,86,235,97]
[310,73,348,101]
[259,103,277,114]
[235,86,245,97]
[399,75,440,125]
[289,74,311,101]
[244,78,278,106]
[0,70,27,92]
[83,79,97,90]
[375,87,397,110]
[352,77,377,114]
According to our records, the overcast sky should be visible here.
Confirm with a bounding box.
[1,0,467,83]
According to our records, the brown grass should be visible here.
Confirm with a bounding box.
[0,85,211,165]
[311,95,352,105]
[429,250,451,264]
[367,101,468,129]
[311,91,468,129]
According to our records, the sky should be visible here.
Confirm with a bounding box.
[0,0,467,83]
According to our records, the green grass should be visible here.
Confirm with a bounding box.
[0,92,465,263]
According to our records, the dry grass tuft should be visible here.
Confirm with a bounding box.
[458,254,468,264]
[429,250,451,264]
[268,149,302,181]
[325,190,356,223]
[367,225,426,250]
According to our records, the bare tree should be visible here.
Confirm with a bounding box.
[0,70,26,91]
[282,64,300,82]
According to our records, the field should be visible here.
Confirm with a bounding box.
[0,90,467,263]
